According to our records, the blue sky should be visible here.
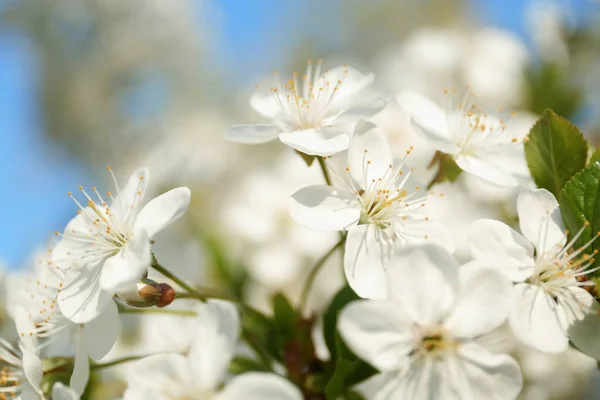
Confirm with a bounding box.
[0,0,593,268]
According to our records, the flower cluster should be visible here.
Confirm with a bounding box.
[3,59,600,400]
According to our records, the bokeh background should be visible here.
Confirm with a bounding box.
[2,0,600,398]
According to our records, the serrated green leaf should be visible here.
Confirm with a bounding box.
[559,163,600,277]
[524,109,587,198]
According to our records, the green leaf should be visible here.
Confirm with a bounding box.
[524,109,587,198]
[324,334,377,399]
[229,356,269,374]
[323,285,360,362]
[559,163,600,277]
[272,292,298,340]
[325,356,358,400]
[241,307,280,362]
[345,391,367,400]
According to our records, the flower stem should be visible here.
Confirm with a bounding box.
[318,156,332,186]
[299,237,345,314]
[175,290,239,303]
[151,261,197,294]
[118,307,197,317]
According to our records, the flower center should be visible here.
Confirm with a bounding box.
[266,59,345,130]
[414,326,455,359]
[441,88,519,151]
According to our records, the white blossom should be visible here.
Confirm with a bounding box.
[290,121,453,299]
[123,300,302,400]
[338,245,522,399]
[398,89,529,187]
[225,59,385,156]
[52,167,190,323]
[469,188,600,357]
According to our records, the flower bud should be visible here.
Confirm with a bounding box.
[156,283,176,308]
[116,278,162,307]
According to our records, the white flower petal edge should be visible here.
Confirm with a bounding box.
[279,127,350,157]
[226,60,383,156]
[52,382,81,400]
[135,187,191,238]
[188,300,241,391]
[70,332,90,396]
[338,244,521,399]
[344,224,393,300]
[517,187,566,256]
[444,261,513,338]
[290,185,360,231]
[468,219,535,282]
[224,124,282,144]
[338,299,414,371]
[218,373,303,400]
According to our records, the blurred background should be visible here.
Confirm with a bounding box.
[1,0,600,398]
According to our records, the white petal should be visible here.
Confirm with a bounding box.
[70,330,90,396]
[393,219,456,254]
[135,187,191,238]
[468,219,535,282]
[58,264,114,324]
[52,383,80,400]
[83,300,120,360]
[338,299,414,371]
[348,120,393,185]
[375,359,432,400]
[509,283,568,353]
[454,154,518,187]
[445,262,513,338]
[335,97,387,123]
[224,124,281,144]
[123,354,191,400]
[324,66,374,111]
[20,344,43,395]
[14,305,37,350]
[289,185,359,231]
[189,300,240,391]
[99,229,151,292]
[397,91,459,154]
[344,224,393,300]
[250,92,282,120]
[112,167,149,224]
[387,245,458,326]
[458,342,523,400]
[517,188,566,256]
[279,127,350,156]
[52,210,96,270]
[219,373,303,400]
[565,289,600,359]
